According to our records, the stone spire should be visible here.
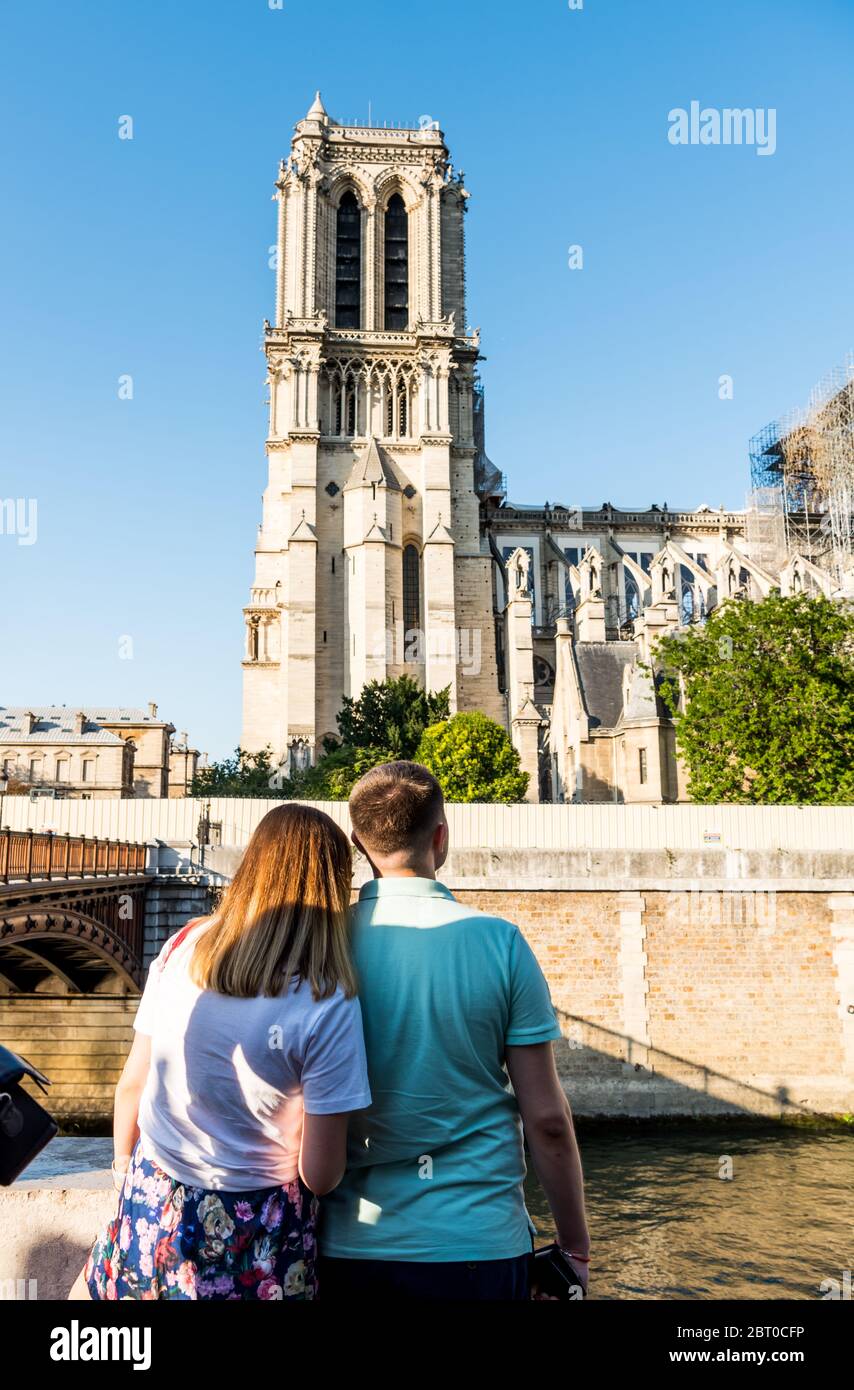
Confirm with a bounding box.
[306,91,328,120]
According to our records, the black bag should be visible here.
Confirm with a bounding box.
[0,1044,58,1186]
[530,1244,587,1300]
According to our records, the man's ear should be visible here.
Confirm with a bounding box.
[433,819,449,868]
[351,831,365,857]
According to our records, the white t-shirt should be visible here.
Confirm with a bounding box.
[134,922,371,1190]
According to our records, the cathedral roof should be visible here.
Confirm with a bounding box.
[306,91,328,120]
[574,642,636,730]
[344,437,401,491]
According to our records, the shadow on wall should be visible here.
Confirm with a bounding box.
[554,1012,833,1119]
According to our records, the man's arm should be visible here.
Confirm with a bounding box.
[506,1042,590,1280]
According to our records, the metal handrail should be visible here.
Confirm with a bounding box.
[0,830,147,884]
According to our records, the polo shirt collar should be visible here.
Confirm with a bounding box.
[358,877,455,902]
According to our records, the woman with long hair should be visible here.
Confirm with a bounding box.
[78,804,370,1301]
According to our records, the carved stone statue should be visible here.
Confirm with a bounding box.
[659,555,675,597]
[512,547,531,596]
[288,738,312,775]
[582,547,602,598]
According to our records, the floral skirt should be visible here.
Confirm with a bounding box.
[85,1143,317,1300]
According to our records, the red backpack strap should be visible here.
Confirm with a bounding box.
[160,918,205,969]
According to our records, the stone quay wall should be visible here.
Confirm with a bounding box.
[0,800,851,1123]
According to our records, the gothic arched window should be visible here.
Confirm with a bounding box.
[625,574,640,622]
[335,192,361,329]
[680,565,695,624]
[403,544,421,637]
[384,194,409,330]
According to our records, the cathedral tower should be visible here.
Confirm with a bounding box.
[241,94,503,770]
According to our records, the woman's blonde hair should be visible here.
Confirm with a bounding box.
[190,804,355,1001]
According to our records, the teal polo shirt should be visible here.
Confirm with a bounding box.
[319,877,562,1262]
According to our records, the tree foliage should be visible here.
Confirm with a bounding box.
[286,676,450,799]
[336,676,450,759]
[193,682,530,805]
[288,744,393,801]
[655,592,854,804]
[416,711,529,804]
[190,747,286,798]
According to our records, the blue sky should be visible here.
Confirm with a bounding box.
[1,0,852,759]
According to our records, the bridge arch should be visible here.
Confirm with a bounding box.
[0,891,145,995]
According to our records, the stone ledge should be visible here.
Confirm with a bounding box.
[0,1140,114,1300]
[0,1181,114,1301]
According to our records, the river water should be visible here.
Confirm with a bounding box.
[29,1125,852,1300]
[525,1123,853,1300]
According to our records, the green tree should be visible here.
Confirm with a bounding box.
[655,592,854,804]
[190,747,288,798]
[287,676,451,800]
[336,675,450,758]
[288,744,393,801]
[417,711,529,803]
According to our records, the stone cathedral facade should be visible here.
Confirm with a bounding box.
[242,97,810,803]
[241,94,503,771]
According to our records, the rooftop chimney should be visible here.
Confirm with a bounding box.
[148,702,158,719]
[73,711,85,736]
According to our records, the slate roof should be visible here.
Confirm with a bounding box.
[573,642,637,729]
[0,707,165,746]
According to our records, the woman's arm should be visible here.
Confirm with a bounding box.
[113,1032,151,1167]
[299,1112,350,1196]
[506,1042,590,1276]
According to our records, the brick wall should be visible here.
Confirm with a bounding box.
[4,862,850,1127]
[0,996,137,1128]
[454,884,852,1117]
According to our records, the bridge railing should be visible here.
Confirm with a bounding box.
[0,830,147,884]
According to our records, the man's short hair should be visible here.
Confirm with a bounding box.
[349,761,444,857]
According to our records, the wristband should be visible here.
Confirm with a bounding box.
[558,1245,590,1263]
[111,1156,131,1191]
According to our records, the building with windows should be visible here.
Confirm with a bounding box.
[0,709,135,801]
[241,98,806,803]
[168,732,203,799]
[241,93,503,770]
[0,705,192,801]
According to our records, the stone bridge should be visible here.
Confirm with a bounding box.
[0,830,213,1127]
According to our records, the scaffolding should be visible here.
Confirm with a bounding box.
[748,354,854,593]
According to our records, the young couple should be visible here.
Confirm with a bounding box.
[78,760,589,1301]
